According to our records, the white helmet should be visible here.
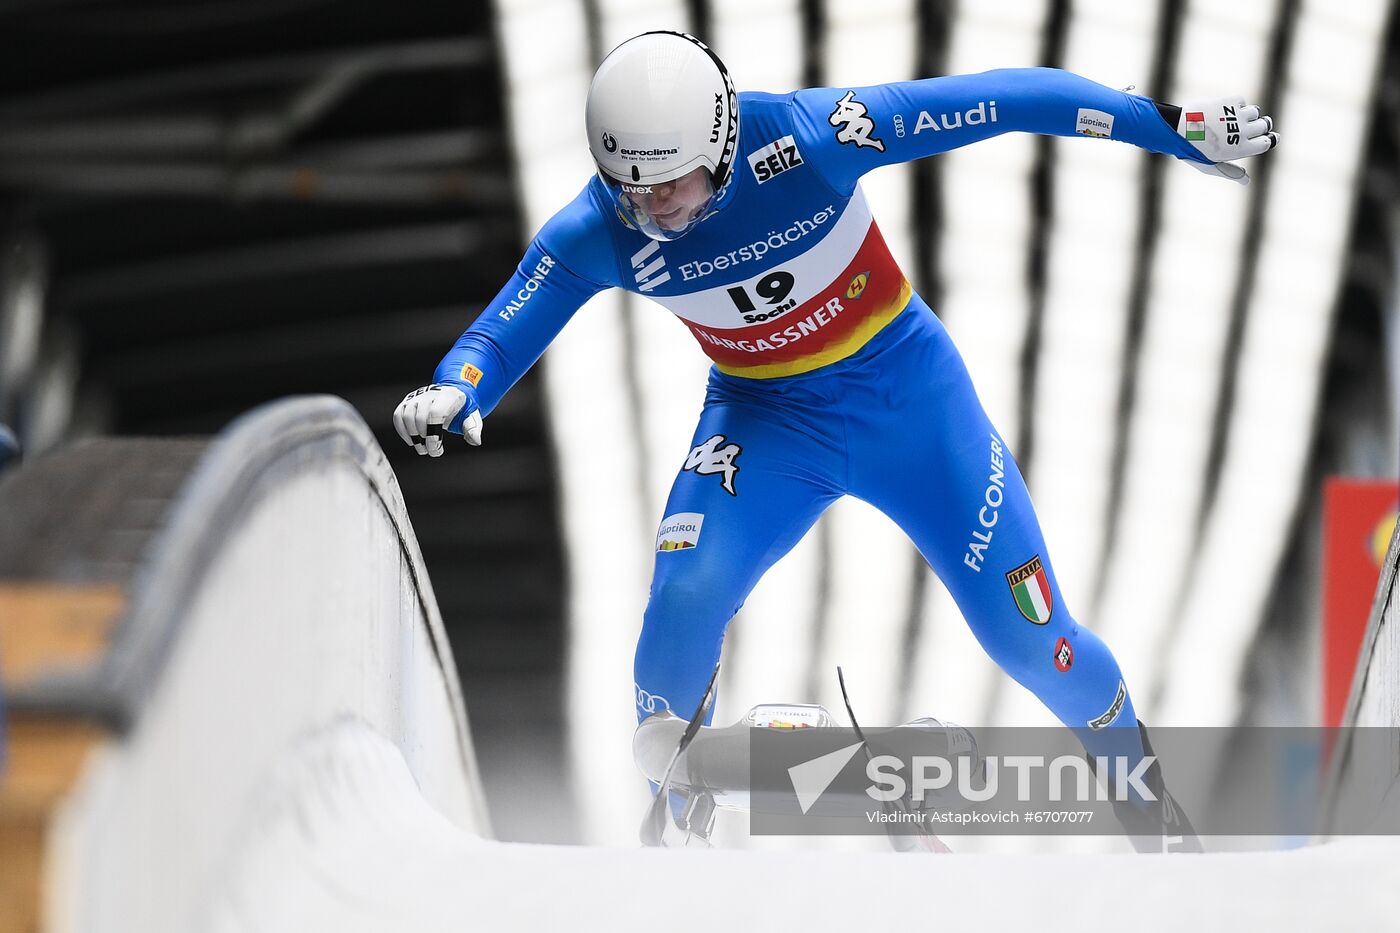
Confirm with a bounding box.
[586,32,739,241]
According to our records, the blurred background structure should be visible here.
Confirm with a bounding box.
[0,0,573,845]
[0,0,1397,860]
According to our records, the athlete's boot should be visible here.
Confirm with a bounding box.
[1105,720,1204,853]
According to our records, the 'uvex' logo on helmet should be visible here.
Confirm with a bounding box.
[709,92,723,144]
[602,132,618,153]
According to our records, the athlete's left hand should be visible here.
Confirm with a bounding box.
[1175,96,1278,186]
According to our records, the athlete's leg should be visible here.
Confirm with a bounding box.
[634,382,843,724]
[846,302,1141,760]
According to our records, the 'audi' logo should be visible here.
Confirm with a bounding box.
[635,684,670,714]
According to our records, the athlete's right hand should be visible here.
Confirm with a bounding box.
[392,384,482,457]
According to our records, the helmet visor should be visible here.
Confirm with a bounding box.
[602,166,717,241]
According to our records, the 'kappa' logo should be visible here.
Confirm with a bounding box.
[684,434,742,495]
[829,91,885,151]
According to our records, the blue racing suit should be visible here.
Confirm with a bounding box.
[434,68,1210,759]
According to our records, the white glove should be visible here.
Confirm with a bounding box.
[392,384,482,458]
[1176,96,1278,186]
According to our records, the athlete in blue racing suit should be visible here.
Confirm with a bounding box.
[393,32,1278,848]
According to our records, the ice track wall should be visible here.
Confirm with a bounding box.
[1339,517,1400,729]
[1322,513,1400,838]
[50,397,489,933]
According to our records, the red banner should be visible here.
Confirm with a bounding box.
[1321,478,1399,726]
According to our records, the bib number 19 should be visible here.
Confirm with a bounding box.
[726,270,797,322]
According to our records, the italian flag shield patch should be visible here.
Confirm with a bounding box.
[1006,555,1053,624]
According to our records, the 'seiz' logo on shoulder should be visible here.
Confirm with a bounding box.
[748,135,805,183]
[684,434,742,495]
[829,91,885,152]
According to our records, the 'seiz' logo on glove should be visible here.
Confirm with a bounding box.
[829,91,885,152]
[684,434,742,496]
